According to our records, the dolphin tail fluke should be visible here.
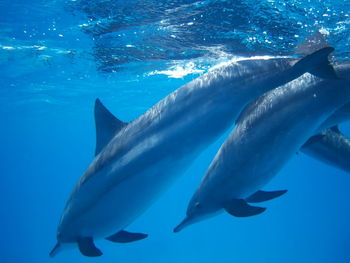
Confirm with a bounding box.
[294,46,337,79]
[94,98,128,156]
[224,199,266,217]
[245,190,287,203]
[106,230,148,243]
[77,237,103,257]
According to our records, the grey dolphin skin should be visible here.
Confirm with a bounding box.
[317,100,350,131]
[50,48,332,257]
[174,50,350,232]
[302,126,350,173]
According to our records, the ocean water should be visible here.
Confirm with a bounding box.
[2,0,350,262]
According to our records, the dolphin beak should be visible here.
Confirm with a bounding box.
[173,216,193,233]
[49,242,61,258]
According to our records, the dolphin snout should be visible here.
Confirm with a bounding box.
[49,242,61,258]
[174,216,193,233]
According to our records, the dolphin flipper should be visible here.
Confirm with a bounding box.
[224,199,266,217]
[330,125,341,133]
[106,230,148,243]
[303,126,340,149]
[94,98,128,156]
[77,237,103,257]
[245,190,287,203]
[302,133,326,147]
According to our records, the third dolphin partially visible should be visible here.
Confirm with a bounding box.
[301,126,350,173]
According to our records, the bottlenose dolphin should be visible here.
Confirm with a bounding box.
[302,126,350,173]
[174,53,350,232]
[50,48,333,257]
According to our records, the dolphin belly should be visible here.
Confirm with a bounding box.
[69,155,188,239]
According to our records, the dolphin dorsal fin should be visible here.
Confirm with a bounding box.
[294,47,338,79]
[94,98,128,156]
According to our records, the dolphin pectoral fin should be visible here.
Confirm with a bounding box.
[106,230,148,243]
[330,125,341,133]
[245,190,287,203]
[77,237,103,257]
[224,199,266,217]
[302,134,326,147]
[294,46,337,79]
[94,98,128,156]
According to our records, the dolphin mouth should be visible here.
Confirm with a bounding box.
[49,242,61,258]
[173,216,193,233]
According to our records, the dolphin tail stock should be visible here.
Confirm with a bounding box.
[293,46,338,79]
[106,230,148,243]
[94,98,129,156]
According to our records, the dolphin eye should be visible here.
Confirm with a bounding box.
[195,202,202,209]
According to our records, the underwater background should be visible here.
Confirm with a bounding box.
[2,0,350,262]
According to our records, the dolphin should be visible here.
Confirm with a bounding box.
[301,126,350,173]
[232,99,350,173]
[174,54,350,232]
[50,47,334,257]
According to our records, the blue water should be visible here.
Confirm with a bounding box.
[2,0,350,262]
